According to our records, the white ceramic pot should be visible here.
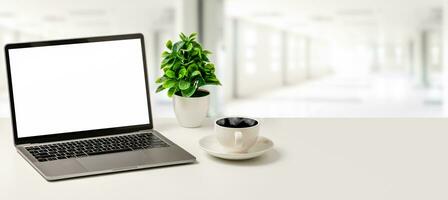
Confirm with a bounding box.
[173,89,209,128]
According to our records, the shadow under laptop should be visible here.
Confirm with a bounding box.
[45,149,281,182]
[47,161,199,182]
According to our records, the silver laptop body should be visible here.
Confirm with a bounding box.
[4,34,196,181]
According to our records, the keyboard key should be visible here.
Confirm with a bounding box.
[26,133,169,162]
[86,148,132,156]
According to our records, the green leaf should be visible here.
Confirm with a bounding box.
[173,41,185,53]
[192,49,198,56]
[205,63,215,73]
[187,64,198,73]
[167,87,177,97]
[189,32,197,39]
[192,41,200,48]
[155,76,167,83]
[194,47,201,53]
[205,74,221,85]
[163,79,177,88]
[196,77,206,87]
[161,58,171,67]
[155,85,165,93]
[184,60,194,66]
[208,76,219,81]
[165,70,175,78]
[178,68,187,79]
[206,80,221,85]
[162,66,170,72]
[186,43,193,51]
[205,75,217,82]
[161,51,170,58]
[181,85,196,97]
[203,50,212,55]
[166,40,172,49]
[191,70,201,77]
[178,80,190,90]
[176,54,185,62]
[194,47,202,59]
[179,33,188,41]
[172,62,181,71]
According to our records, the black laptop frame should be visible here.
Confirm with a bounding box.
[4,33,154,145]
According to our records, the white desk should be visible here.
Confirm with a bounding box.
[1,118,447,200]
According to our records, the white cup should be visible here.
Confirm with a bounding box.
[215,117,259,153]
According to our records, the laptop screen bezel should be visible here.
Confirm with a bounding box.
[4,33,154,145]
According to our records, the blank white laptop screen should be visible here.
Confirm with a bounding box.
[8,39,150,138]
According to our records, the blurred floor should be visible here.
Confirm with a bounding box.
[223,73,443,117]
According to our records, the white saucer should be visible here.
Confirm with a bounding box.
[199,135,274,160]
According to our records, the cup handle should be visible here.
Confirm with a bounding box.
[234,131,243,148]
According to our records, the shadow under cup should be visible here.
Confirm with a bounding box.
[215,117,259,153]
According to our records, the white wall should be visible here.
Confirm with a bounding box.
[0,29,21,95]
[443,0,448,115]
[0,31,6,94]
[235,21,283,98]
[285,33,308,84]
[309,39,332,78]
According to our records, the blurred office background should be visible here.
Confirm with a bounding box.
[0,0,447,118]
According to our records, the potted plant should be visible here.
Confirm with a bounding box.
[155,33,221,127]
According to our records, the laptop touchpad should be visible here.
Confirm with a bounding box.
[78,151,145,171]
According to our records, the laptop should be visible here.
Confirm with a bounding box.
[4,33,196,181]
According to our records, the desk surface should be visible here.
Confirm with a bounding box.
[1,118,447,200]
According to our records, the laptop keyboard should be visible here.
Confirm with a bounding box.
[25,132,170,162]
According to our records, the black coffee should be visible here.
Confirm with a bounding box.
[216,117,258,128]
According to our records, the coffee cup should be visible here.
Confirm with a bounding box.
[215,117,259,153]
